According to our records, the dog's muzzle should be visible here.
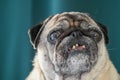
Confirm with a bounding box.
[53,28,98,75]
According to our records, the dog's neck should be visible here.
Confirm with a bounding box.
[26,47,119,80]
[26,54,119,80]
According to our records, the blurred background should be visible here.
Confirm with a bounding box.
[0,0,120,80]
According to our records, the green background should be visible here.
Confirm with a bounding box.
[0,0,120,80]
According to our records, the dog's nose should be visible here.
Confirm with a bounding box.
[71,31,82,37]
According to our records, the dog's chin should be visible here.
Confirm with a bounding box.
[53,38,98,75]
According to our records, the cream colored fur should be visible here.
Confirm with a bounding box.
[26,40,120,80]
[26,12,120,80]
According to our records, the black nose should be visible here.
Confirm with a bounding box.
[71,31,82,37]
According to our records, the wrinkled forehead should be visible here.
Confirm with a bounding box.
[44,12,99,31]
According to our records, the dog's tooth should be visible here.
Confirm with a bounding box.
[72,45,76,49]
[76,44,78,47]
[82,45,86,48]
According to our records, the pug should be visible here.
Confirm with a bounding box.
[26,12,120,80]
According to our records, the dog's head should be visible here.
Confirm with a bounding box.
[29,12,109,76]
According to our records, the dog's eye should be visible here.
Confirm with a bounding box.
[48,29,63,44]
[83,29,102,42]
[89,30,102,42]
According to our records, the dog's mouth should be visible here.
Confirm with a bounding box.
[68,43,86,52]
[65,42,88,58]
[56,38,91,57]
[54,36,98,75]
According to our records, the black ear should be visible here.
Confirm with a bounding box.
[28,15,54,49]
[97,22,109,44]
[28,23,44,49]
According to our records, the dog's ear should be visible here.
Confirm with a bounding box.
[97,22,109,44]
[28,15,54,49]
[28,23,44,49]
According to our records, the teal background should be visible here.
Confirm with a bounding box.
[0,0,120,80]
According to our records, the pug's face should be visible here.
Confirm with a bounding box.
[29,12,108,76]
